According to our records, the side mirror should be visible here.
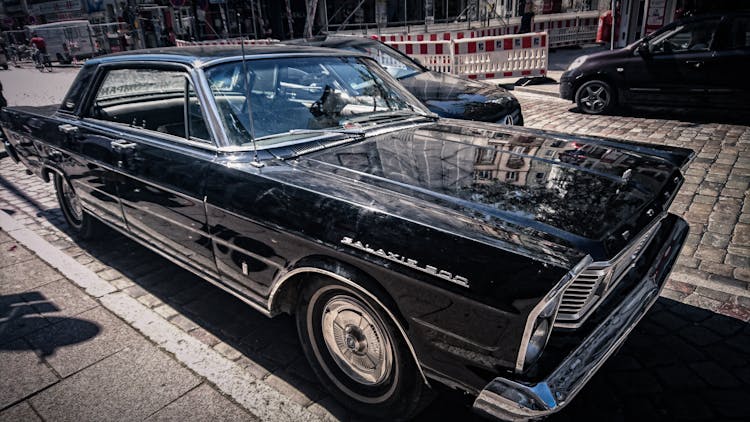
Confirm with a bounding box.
[637,42,651,57]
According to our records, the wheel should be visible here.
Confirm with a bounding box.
[575,80,615,114]
[296,277,432,421]
[54,174,101,239]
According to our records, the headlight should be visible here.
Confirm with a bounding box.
[524,319,551,367]
[567,55,588,71]
[522,297,559,368]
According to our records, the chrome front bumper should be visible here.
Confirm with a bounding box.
[473,216,689,421]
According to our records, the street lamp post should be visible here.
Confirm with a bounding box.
[610,0,616,50]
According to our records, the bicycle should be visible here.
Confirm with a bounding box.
[31,46,52,72]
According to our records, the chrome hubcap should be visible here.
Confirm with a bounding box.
[62,180,83,222]
[501,114,514,125]
[321,295,393,386]
[581,84,608,112]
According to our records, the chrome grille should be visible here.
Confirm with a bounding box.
[555,220,662,328]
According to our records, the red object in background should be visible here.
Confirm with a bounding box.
[596,11,613,43]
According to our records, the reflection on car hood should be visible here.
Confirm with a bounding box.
[283,121,679,261]
[400,71,519,121]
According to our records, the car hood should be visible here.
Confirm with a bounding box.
[281,121,681,262]
[400,71,520,122]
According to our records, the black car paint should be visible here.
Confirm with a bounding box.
[561,13,750,110]
[0,49,692,397]
[286,36,524,124]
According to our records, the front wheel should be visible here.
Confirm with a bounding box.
[575,80,615,114]
[296,277,432,421]
[54,174,101,239]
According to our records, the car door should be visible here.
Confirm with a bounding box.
[624,17,722,107]
[83,65,219,278]
[709,15,750,110]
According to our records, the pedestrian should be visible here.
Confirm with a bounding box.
[519,2,535,34]
[0,81,7,109]
[30,32,48,67]
[30,32,46,56]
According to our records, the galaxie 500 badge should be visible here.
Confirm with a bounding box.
[341,237,470,288]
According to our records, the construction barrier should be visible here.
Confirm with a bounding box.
[383,31,548,80]
[387,40,453,73]
[367,10,599,49]
[175,38,279,47]
[452,33,547,80]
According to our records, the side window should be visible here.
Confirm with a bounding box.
[90,68,211,143]
[727,17,750,50]
[649,19,721,54]
[187,83,210,142]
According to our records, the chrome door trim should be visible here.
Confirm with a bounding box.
[84,206,272,317]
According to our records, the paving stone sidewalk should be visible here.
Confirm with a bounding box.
[0,230,257,421]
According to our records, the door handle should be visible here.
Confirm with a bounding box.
[111,139,137,168]
[58,124,79,135]
[685,60,703,69]
[110,139,137,152]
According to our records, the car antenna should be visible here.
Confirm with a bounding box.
[238,12,263,168]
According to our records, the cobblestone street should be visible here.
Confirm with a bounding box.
[1,66,749,421]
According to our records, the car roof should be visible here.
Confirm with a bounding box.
[85,44,366,68]
[286,35,378,49]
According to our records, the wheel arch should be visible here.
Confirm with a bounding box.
[41,165,64,183]
[573,72,620,104]
[268,255,430,386]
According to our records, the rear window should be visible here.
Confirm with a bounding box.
[727,17,750,49]
[60,64,96,113]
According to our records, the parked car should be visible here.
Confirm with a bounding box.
[1,46,691,421]
[287,35,524,125]
[561,13,750,114]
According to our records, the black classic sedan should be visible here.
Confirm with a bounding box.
[287,35,524,125]
[1,45,691,421]
[561,12,750,114]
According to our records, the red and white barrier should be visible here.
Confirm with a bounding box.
[451,32,548,80]
[365,10,599,49]
[381,31,548,80]
[175,38,279,47]
[387,40,453,73]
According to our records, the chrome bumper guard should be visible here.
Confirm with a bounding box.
[473,216,688,421]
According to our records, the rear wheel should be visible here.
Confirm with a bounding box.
[296,277,432,421]
[54,174,101,239]
[575,80,615,114]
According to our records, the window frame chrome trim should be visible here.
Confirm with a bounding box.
[77,61,223,150]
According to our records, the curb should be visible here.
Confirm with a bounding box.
[0,209,323,421]
[513,84,562,98]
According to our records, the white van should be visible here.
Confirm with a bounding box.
[26,20,95,63]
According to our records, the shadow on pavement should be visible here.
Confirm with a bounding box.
[0,292,100,357]
[416,298,750,421]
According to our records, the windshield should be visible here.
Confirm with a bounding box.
[353,42,423,79]
[204,56,429,146]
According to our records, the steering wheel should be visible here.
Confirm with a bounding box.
[310,85,332,118]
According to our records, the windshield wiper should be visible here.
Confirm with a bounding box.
[341,110,438,126]
[254,127,365,143]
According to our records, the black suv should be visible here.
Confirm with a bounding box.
[561,13,749,114]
